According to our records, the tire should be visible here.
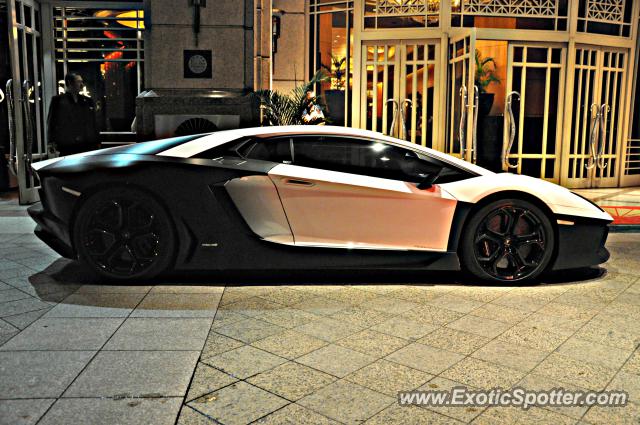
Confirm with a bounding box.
[460,198,555,284]
[73,187,176,281]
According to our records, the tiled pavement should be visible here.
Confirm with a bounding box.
[1,204,640,424]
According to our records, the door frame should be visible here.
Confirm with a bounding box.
[560,44,629,189]
[502,42,566,183]
[358,38,441,145]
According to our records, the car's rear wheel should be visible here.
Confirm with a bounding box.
[73,187,176,281]
[460,198,555,284]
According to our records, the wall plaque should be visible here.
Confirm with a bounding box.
[184,50,212,78]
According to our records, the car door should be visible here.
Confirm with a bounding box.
[268,136,459,251]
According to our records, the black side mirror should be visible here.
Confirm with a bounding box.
[417,167,443,190]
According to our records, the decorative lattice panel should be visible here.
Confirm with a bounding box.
[462,0,558,17]
[586,0,625,24]
[374,0,438,17]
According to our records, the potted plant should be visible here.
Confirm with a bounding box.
[475,51,501,116]
[321,55,347,125]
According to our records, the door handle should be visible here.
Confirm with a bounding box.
[22,80,34,172]
[6,80,17,176]
[503,91,520,169]
[459,85,468,158]
[401,99,412,141]
[386,99,399,137]
[586,103,601,170]
[471,85,479,164]
[284,178,315,187]
[596,103,610,170]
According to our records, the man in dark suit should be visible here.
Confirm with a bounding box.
[47,72,99,156]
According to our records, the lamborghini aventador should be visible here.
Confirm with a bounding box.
[29,126,612,283]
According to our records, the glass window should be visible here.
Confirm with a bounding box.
[291,136,450,183]
[309,1,353,126]
[53,6,144,135]
[241,138,292,163]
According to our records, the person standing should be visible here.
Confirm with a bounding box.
[47,73,99,156]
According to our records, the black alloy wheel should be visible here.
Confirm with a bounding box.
[74,188,175,280]
[461,199,555,283]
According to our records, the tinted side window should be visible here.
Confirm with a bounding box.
[240,138,292,163]
[292,136,443,183]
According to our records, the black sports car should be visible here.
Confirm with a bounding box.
[29,126,611,283]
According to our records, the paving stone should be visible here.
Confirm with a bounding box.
[574,318,640,350]
[490,293,547,312]
[64,350,200,397]
[257,287,312,306]
[322,287,380,305]
[38,397,183,425]
[298,380,394,425]
[176,406,217,425]
[390,286,447,304]
[0,318,123,351]
[517,374,590,419]
[185,362,238,402]
[188,381,288,425]
[371,316,439,341]
[203,345,286,379]
[417,377,484,422]
[294,316,363,342]
[200,331,245,359]
[498,323,569,352]
[218,296,282,317]
[345,359,432,396]
[622,349,640,376]
[329,306,394,328]
[417,327,489,355]
[537,302,600,321]
[256,307,321,329]
[607,371,640,404]
[215,317,286,343]
[469,302,531,324]
[104,318,212,350]
[131,293,221,318]
[75,284,153,294]
[0,288,32,303]
[582,401,640,425]
[44,292,145,318]
[1,308,49,330]
[557,337,632,370]
[532,353,618,391]
[297,344,375,378]
[441,357,525,389]
[0,399,55,425]
[290,295,351,316]
[363,295,420,315]
[386,343,464,375]
[336,329,409,356]
[253,403,340,425]
[247,361,336,401]
[400,304,465,325]
[471,339,547,373]
[366,404,463,425]
[523,311,589,336]
[426,294,485,313]
[446,315,512,339]
[150,285,225,294]
[0,351,94,398]
[0,298,52,318]
[473,406,575,425]
[209,310,247,329]
[0,330,18,346]
[251,329,328,359]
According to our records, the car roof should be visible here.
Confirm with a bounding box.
[157,125,492,176]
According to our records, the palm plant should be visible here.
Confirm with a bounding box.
[321,55,347,90]
[254,70,329,126]
[475,51,501,93]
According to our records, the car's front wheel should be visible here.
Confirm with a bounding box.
[73,187,176,281]
[460,198,555,284]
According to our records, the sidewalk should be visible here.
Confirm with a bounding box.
[574,187,640,227]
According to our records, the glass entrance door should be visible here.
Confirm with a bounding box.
[502,44,566,182]
[562,46,627,188]
[6,0,47,204]
[360,40,439,147]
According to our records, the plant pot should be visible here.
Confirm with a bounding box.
[478,92,494,117]
[323,90,346,125]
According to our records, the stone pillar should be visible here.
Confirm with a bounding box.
[136,0,261,140]
[272,0,306,93]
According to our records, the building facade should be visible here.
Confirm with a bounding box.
[2,0,640,204]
